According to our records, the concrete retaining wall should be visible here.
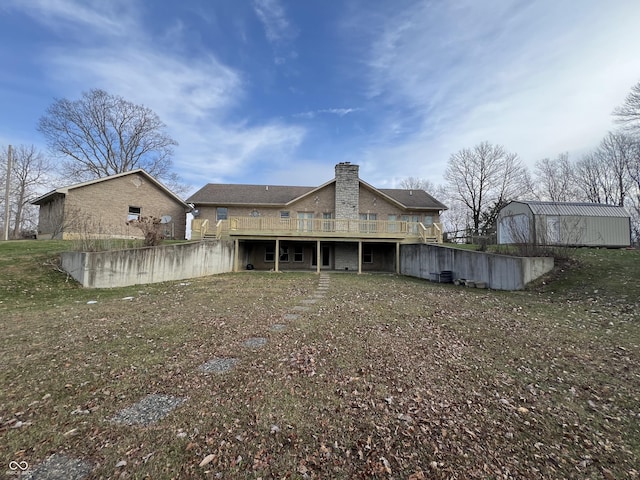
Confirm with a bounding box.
[400,244,554,290]
[62,240,235,288]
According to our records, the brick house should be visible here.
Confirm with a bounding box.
[188,162,447,273]
[32,170,188,240]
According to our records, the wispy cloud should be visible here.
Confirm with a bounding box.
[350,0,640,187]
[252,0,296,45]
[294,108,362,119]
[5,0,138,38]
[7,0,306,191]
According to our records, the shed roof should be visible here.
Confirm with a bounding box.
[516,201,630,218]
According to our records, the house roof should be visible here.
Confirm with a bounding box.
[186,184,316,206]
[513,201,630,218]
[31,169,189,208]
[187,181,448,211]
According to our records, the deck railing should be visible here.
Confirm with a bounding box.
[193,216,443,242]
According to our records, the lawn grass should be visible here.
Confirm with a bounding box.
[1,241,639,478]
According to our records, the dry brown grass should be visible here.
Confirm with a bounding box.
[1,243,639,479]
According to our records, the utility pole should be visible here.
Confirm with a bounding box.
[3,145,12,241]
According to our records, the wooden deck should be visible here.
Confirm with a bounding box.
[192,217,443,243]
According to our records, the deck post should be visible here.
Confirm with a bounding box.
[358,240,362,274]
[396,242,400,274]
[275,238,280,272]
[316,240,321,274]
[234,238,239,272]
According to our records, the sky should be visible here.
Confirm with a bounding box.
[1,0,639,195]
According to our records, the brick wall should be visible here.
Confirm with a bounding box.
[61,173,186,239]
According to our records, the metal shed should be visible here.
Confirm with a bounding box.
[497,201,631,247]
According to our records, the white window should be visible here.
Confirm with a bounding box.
[128,206,141,221]
[360,213,377,233]
[298,212,313,232]
[388,214,398,232]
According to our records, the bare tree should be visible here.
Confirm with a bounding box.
[445,141,528,235]
[1,145,52,238]
[534,152,575,202]
[399,176,435,192]
[574,152,603,203]
[38,89,178,183]
[595,131,634,206]
[613,80,640,131]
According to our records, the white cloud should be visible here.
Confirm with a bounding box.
[8,0,307,190]
[252,0,296,45]
[354,0,640,186]
[5,0,138,38]
[294,108,362,119]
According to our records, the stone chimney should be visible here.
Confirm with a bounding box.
[334,162,359,220]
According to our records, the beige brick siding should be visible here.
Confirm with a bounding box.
[40,172,186,239]
[194,182,440,228]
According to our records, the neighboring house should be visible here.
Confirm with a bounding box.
[497,200,631,247]
[32,170,188,240]
[187,162,447,273]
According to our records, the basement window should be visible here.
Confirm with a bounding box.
[128,206,141,221]
[294,245,304,262]
[265,244,275,262]
[363,245,373,263]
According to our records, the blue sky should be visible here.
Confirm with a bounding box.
[1,0,639,194]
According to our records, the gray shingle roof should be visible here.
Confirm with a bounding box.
[186,184,316,205]
[187,182,447,210]
[379,189,448,210]
[519,201,630,218]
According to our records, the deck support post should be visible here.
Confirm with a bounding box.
[275,238,280,272]
[396,242,400,274]
[234,238,239,272]
[358,241,362,274]
[316,240,321,274]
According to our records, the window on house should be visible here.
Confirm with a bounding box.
[388,214,398,232]
[424,215,433,226]
[359,213,377,233]
[265,244,275,262]
[298,212,313,232]
[294,245,304,262]
[217,207,228,221]
[280,211,290,219]
[322,212,333,231]
[363,245,373,263]
[128,206,141,221]
[279,246,289,262]
[402,214,420,234]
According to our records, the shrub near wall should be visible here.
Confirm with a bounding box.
[62,240,235,288]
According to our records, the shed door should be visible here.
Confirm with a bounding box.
[498,214,529,244]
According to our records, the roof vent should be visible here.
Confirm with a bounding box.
[266,185,269,191]
[409,190,413,196]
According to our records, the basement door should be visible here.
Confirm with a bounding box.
[312,245,332,268]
